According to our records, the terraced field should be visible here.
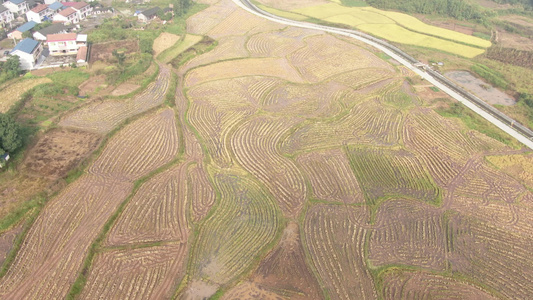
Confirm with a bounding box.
[2,0,532,298]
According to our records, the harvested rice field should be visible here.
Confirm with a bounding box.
[1,0,531,299]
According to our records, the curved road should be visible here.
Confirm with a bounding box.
[232,0,533,150]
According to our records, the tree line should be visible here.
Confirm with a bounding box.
[366,0,488,21]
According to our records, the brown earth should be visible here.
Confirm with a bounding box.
[89,40,139,64]
[111,83,141,96]
[22,128,102,178]
[78,75,114,97]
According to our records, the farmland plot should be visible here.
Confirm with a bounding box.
[369,199,446,271]
[153,32,181,57]
[187,163,216,222]
[345,146,441,205]
[207,8,284,39]
[446,212,533,299]
[89,109,179,181]
[297,148,364,204]
[186,0,237,35]
[0,77,52,113]
[303,204,376,300]
[282,99,403,154]
[105,164,189,247]
[289,34,390,82]
[80,243,187,300]
[0,175,132,299]
[231,116,307,218]
[182,35,249,72]
[224,222,323,299]
[59,65,171,133]
[184,173,281,296]
[380,269,497,300]
[246,28,308,58]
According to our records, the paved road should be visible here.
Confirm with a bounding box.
[232,0,533,150]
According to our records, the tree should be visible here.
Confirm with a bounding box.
[0,113,22,155]
[112,49,126,66]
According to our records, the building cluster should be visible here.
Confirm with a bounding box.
[1,0,92,28]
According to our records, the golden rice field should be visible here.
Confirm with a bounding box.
[1,0,532,299]
[291,2,491,57]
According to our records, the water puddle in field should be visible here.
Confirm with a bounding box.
[445,70,515,106]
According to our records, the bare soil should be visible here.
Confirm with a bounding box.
[22,128,102,178]
[89,40,139,64]
[78,75,113,97]
[446,70,515,105]
[111,83,140,96]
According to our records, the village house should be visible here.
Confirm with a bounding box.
[9,38,43,70]
[53,7,79,24]
[2,0,29,15]
[33,22,70,40]
[62,2,91,19]
[47,32,86,56]
[25,3,53,23]
[137,7,160,23]
[0,6,15,28]
[7,20,37,39]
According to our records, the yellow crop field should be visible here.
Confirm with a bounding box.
[257,4,308,21]
[358,24,486,58]
[153,32,181,57]
[0,77,52,113]
[292,3,491,57]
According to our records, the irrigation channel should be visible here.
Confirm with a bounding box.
[233,0,533,150]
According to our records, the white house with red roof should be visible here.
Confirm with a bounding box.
[47,32,87,56]
[53,7,79,24]
[26,3,53,23]
[62,2,91,19]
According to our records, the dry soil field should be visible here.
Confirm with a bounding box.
[0,0,531,299]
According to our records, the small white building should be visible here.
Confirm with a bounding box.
[47,32,86,55]
[137,7,160,23]
[25,3,52,23]
[53,7,79,24]
[2,0,29,15]
[0,6,14,28]
[9,38,43,70]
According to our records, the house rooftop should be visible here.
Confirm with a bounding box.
[48,2,64,10]
[30,3,48,13]
[11,38,39,54]
[76,34,87,42]
[0,6,8,13]
[47,32,76,42]
[141,7,160,18]
[37,23,70,36]
[58,7,76,16]
[8,0,26,4]
[15,21,37,33]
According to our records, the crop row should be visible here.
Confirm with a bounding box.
[448,212,533,299]
[369,199,446,271]
[289,34,387,82]
[186,173,281,288]
[208,8,280,39]
[346,146,440,205]
[184,57,304,87]
[182,36,249,73]
[282,99,403,155]
[261,80,345,118]
[186,0,237,35]
[381,269,497,299]
[332,68,396,92]
[187,163,216,222]
[59,66,170,134]
[246,30,306,58]
[231,116,306,218]
[105,164,189,247]
[303,204,376,300]
[297,148,365,204]
[0,175,132,299]
[80,243,187,300]
[89,109,179,181]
